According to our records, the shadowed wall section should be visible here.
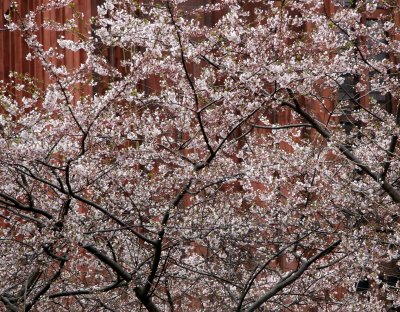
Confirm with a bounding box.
[0,0,95,100]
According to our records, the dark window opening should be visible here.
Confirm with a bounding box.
[356,278,370,292]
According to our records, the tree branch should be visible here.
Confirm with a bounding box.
[167,1,214,158]
[0,295,19,312]
[284,95,400,203]
[25,255,67,311]
[251,123,312,130]
[49,280,127,298]
[381,135,397,180]
[82,244,132,282]
[236,233,312,312]
[244,240,341,312]
[0,191,53,219]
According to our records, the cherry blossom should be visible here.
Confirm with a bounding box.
[0,0,399,311]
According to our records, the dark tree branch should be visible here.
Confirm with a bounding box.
[283,94,400,203]
[65,162,156,245]
[0,204,45,227]
[133,179,189,312]
[236,233,312,312]
[381,135,398,180]
[49,280,127,298]
[0,295,19,312]
[165,279,175,312]
[82,244,132,282]
[53,197,70,231]
[172,261,241,288]
[42,244,69,262]
[135,210,169,299]
[172,180,192,207]
[244,240,341,312]
[56,80,88,159]
[71,191,156,244]
[167,1,215,158]
[0,191,53,219]
[195,106,262,171]
[18,269,41,299]
[25,255,67,311]
[133,289,160,312]
[251,123,312,130]
[15,164,156,243]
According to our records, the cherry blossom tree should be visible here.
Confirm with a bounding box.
[0,0,399,311]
